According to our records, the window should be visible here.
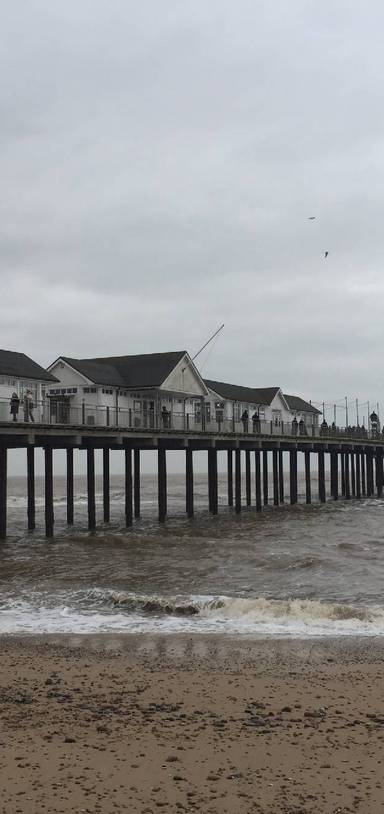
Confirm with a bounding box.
[83,387,96,394]
[134,400,141,411]
[234,403,240,421]
[102,388,113,394]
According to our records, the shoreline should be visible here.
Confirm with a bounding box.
[3,629,384,667]
[1,633,383,812]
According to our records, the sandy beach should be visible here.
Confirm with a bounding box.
[0,634,383,813]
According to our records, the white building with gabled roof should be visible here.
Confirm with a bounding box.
[0,349,58,422]
[47,351,209,428]
[204,379,321,433]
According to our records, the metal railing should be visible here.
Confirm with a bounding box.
[0,397,382,441]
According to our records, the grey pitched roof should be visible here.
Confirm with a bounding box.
[283,394,321,414]
[62,351,187,388]
[0,349,58,382]
[205,380,280,405]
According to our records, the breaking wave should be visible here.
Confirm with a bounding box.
[1,591,384,636]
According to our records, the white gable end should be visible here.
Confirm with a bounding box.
[48,359,94,387]
[161,355,208,396]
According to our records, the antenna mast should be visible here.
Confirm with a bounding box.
[192,324,225,362]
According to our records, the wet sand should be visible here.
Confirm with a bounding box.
[1,634,384,813]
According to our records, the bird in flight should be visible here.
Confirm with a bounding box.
[308,216,316,220]
[324,251,329,258]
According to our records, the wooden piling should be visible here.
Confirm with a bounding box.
[134,449,141,519]
[361,453,366,496]
[158,447,167,522]
[245,450,251,507]
[87,447,96,530]
[66,447,74,525]
[351,453,356,497]
[376,450,383,498]
[345,452,350,499]
[186,447,194,517]
[366,451,374,497]
[263,450,269,506]
[341,453,346,497]
[290,449,298,505]
[227,450,233,507]
[125,447,133,526]
[278,450,284,503]
[272,449,279,505]
[44,446,54,538]
[255,449,262,511]
[330,451,338,500]
[304,450,311,504]
[356,453,361,499]
[0,446,7,539]
[235,448,241,513]
[27,445,35,530]
[208,447,218,514]
[318,451,326,503]
[102,448,110,523]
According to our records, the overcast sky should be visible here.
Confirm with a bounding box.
[2,0,384,421]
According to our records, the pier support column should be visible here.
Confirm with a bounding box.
[158,447,167,522]
[87,447,96,530]
[102,448,110,523]
[304,450,311,504]
[125,447,133,526]
[245,450,251,507]
[361,453,366,496]
[289,449,298,505]
[341,453,346,497]
[345,453,350,499]
[134,449,141,519]
[351,453,356,497]
[318,451,326,503]
[255,449,262,512]
[27,446,35,530]
[44,446,54,538]
[278,450,284,503]
[272,450,279,506]
[186,447,194,518]
[208,447,218,514]
[356,453,361,498]
[330,451,338,500]
[235,448,241,513]
[66,447,74,525]
[376,450,383,498]
[263,451,268,506]
[0,446,7,539]
[227,450,233,507]
[366,451,374,497]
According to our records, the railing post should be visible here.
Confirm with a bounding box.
[82,401,85,424]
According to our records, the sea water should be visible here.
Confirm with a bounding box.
[1,473,384,638]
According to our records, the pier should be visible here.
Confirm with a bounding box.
[0,422,383,538]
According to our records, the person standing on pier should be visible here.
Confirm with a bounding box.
[10,392,20,422]
[252,410,260,433]
[23,390,35,423]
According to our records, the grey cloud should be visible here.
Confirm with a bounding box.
[1,0,384,411]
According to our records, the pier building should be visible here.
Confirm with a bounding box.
[46,351,209,428]
[0,349,58,423]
